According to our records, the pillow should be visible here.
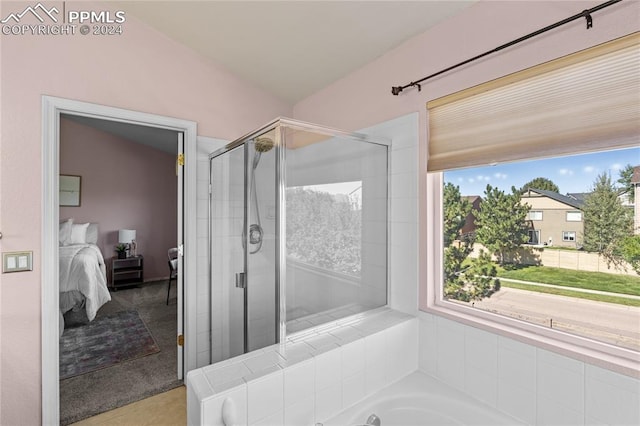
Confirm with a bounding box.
[59,218,73,246]
[85,223,98,245]
[69,222,90,245]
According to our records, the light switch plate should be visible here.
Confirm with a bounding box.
[3,251,33,273]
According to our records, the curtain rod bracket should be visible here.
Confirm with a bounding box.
[583,10,593,29]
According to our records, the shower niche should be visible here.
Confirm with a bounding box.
[209,118,389,363]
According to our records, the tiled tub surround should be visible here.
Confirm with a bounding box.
[189,308,640,426]
[419,312,640,426]
[187,309,418,426]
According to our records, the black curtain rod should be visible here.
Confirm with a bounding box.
[391,0,623,96]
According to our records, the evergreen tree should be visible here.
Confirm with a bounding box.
[617,164,635,203]
[443,183,500,301]
[443,183,471,247]
[519,177,560,194]
[582,173,633,267]
[474,184,530,264]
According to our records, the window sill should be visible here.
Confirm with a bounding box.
[422,299,640,379]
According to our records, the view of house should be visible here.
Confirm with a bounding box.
[521,188,584,248]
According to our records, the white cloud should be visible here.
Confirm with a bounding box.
[558,168,574,176]
[493,172,508,179]
[583,165,596,173]
[476,175,491,181]
[468,178,475,183]
[457,177,464,183]
[611,163,623,171]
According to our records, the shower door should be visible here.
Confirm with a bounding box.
[210,145,245,361]
[209,133,278,363]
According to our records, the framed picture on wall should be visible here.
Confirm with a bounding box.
[60,175,81,207]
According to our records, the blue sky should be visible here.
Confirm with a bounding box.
[444,147,640,196]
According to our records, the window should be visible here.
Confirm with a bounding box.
[442,148,638,352]
[425,34,639,373]
[287,181,362,277]
[566,211,582,222]
[527,211,543,221]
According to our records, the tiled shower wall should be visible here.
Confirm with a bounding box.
[360,113,419,316]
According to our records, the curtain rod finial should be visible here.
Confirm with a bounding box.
[391,86,403,96]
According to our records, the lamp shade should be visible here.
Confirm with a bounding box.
[118,229,136,244]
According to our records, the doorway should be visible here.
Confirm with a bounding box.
[57,113,181,423]
[41,96,198,425]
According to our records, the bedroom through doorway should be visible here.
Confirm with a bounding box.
[57,114,183,424]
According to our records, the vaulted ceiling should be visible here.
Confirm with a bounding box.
[116,1,476,103]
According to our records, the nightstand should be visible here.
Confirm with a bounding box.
[111,255,144,290]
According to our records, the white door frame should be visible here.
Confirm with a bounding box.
[41,96,198,425]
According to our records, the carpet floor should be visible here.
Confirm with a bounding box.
[60,309,160,380]
[60,280,181,425]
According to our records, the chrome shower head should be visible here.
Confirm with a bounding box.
[254,137,274,153]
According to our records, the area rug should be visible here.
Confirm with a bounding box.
[60,310,160,380]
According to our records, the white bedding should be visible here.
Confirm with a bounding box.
[59,243,111,321]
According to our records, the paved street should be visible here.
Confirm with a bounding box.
[468,287,640,351]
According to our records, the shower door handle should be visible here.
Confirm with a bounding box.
[235,272,246,289]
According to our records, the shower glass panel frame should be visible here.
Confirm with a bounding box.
[209,118,390,364]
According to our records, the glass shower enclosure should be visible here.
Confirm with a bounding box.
[209,118,389,363]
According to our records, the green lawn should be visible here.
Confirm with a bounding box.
[496,265,640,296]
[500,280,640,307]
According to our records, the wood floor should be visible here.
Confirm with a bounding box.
[71,386,186,425]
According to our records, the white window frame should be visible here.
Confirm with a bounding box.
[562,231,577,242]
[527,210,543,221]
[424,172,638,377]
[566,211,582,222]
[527,229,540,244]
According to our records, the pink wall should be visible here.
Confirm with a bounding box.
[291,0,640,312]
[1,0,638,422]
[0,1,290,423]
[60,117,177,281]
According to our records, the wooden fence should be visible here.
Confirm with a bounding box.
[468,244,637,276]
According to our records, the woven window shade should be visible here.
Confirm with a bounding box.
[427,32,639,172]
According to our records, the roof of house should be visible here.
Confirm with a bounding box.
[566,192,589,204]
[463,195,482,204]
[632,166,640,184]
[523,188,584,209]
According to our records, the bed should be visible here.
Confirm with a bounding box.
[59,220,111,335]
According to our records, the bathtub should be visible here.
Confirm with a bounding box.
[324,371,522,426]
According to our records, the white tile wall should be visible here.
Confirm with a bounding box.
[436,316,466,391]
[247,369,283,425]
[360,113,419,316]
[283,396,314,426]
[418,311,640,426]
[195,137,227,368]
[585,364,640,425]
[187,310,417,426]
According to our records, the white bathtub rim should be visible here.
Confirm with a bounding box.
[324,371,524,426]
